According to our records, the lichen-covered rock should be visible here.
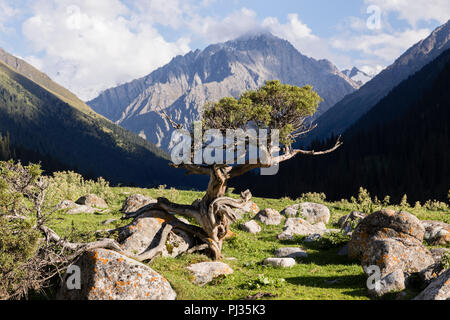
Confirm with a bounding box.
[337,211,367,233]
[240,220,261,234]
[255,208,282,226]
[277,218,325,240]
[187,262,233,286]
[430,248,450,263]
[66,205,97,215]
[120,194,157,215]
[56,249,176,300]
[119,210,195,258]
[274,247,308,259]
[413,269,450,300]
[300,203,331,224]
[361,234,434,277]
[76,194,108,209]
[368,269,406,297]
[348,209,425,260]
[241,201,260,216]
[263,258,296,268]
[232,201,260,221]
[422,220,450,246]
[414,262,446,289]
[281,205,299,218]
[56,200,78,210]
[304,234,322,243]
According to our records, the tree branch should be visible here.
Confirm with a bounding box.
[272,136,343,164]
[135,223,173,262]
[157,108,184,130]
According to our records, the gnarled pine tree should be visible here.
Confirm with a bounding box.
[152,80,343,260]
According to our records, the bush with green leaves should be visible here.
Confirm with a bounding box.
[423,200,449,212]
[46,170,114,205]
[0,217,41,299]
[0,161,51,299]
[242,275,286,290]
[0,161,87,299]
[309,232,351,250]
[441,252,450,270]
[297,192,327,204]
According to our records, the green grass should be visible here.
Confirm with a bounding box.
[47,186,449,300]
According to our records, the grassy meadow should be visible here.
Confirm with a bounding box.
[46,181,449,301]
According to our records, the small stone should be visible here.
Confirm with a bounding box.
[263,258,296,268]
[304,234,322,242]
[300,202,331,224]
[281,206,298,218]
[56,200,77,210]
[422,220,450,246]
[274,247,308,259]
[76,194,108,209]
[368,269,406,297]
[66,205,97,215]
[337,211,367,232]
[241,220,262,234]
[121,194,157,215]
[187,262,233,286]
[255,208,282,226]
[277,218,325,240]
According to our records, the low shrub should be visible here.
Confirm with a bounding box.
[46,171,114,205]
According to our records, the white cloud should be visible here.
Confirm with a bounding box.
[187,8,260,44]
[330,1,450,75]
[365,0,450,27]
[331,28,431,61]
[21,0,191,101]
[18,0,446,101]
[0,1,19,32]
[261,14,352,68]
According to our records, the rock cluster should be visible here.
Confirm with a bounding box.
[255,208,283,226]
[57,249,176,300]
[121,194,157,216]
[56,194,109,214]
[348,209,447,298]
[281,203,330,224]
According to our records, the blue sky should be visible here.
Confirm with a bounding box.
[0,0,448,100]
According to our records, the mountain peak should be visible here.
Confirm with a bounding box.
[342,67,373,87]
[233,30,281,42]
[88,32,358,151]
[394,19,450,67]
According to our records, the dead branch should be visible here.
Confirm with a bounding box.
[135,223,173,262]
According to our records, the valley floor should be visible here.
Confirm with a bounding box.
[48,187,450,300]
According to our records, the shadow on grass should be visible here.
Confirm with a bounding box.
[297,249,357,267]
[285,274,368,298]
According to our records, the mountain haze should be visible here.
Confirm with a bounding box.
[0,48,97,116]
[88,33,358,151]
[0,49,197,188]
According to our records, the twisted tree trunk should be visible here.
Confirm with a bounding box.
[154,165,252,260]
